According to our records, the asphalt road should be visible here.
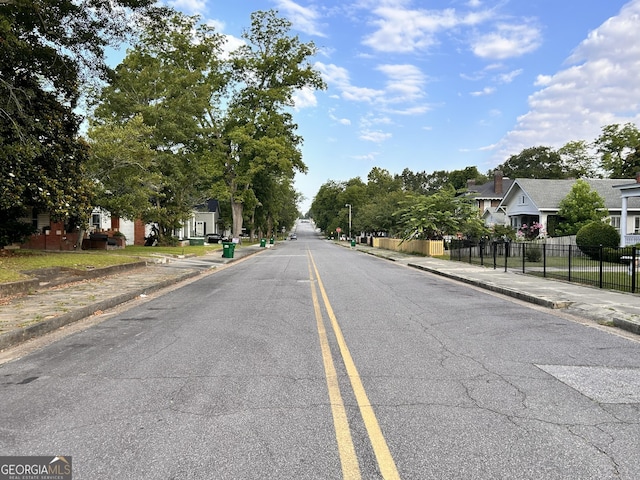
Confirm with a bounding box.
[2,222,640,479]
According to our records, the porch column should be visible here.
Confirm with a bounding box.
[621,196,628,246]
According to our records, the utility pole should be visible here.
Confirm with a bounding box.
[345,203,352,240]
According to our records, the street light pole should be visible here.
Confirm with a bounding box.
[345,203,351,240]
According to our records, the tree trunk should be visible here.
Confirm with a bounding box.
[250,207,256,241]
[231,198,244,241]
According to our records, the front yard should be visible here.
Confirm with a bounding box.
[0,244,225,283]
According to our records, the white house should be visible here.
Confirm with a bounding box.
[614,176,640,246]
[89,199,224,245]
[497,178,640,239]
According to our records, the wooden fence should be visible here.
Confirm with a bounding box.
[372,238,444,256]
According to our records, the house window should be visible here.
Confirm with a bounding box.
[518,195,526,205]
[634,217,640,234]
[91,213,101,230]
[610,216,621,232]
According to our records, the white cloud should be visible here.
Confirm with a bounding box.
[275,0,326,37]
[168,0,206,15]
[386,105,431,115]
[470,86,495,97]
[353,152,380,161]
[472,23,542,60]
[377,64,426,103]
[292,87,318,110]
[317,61,429,112]
[360,130,392,142]
[329,110,351,125]
[534,74,553,87]
[494,0,640,162]
[362,5,493,53]
[315,62,386,103]
[497,69,523,84]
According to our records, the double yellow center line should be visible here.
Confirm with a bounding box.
[307,250,400,480]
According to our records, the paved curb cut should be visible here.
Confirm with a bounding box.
[0,270,201,351]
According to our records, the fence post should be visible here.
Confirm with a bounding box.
[493,241,497,270]
[522,243,526,273]
[543,243,547,278]
[504,242,508,272]
[568,244,572,282]
[599,244,603,289]
[479,239,484,266]
[633,246,637,294]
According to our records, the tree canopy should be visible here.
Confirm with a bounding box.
[212,10,325,238]
[89,12,227,243]
[555,179,608,236]
[0,0,160,245]
[494,146,565,179]
[595,123,640,178]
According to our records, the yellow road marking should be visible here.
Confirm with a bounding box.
[309,251,401,480]
[308,253,361,479]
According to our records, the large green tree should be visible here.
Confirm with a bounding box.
[0,0,159,246]
[310,180,345,234]
[495,146,566,179]
[557,140,599,178]
[212,10,325,238]
[555,179,607,236]
[86,115,160,221]
[397,186,486,240]
[594,123,640,178]
[89,12,227,243]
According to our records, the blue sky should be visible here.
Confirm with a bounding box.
[154,0,640,213]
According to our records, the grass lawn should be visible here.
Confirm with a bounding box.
[0,243,227,284]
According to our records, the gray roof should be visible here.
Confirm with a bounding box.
[503,178,640,211]
[469,178,514,199]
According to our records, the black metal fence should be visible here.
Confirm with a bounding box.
[449,240,640,294]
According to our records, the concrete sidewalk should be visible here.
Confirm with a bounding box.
[0,243,269,351]
[341,242,640,336]
[1,239,639,353]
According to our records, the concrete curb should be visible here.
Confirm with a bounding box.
[407,263,574,309]
[612,317,640,335]
[0,270,201,351]
[0,245,268,351]
[0,261,149,298]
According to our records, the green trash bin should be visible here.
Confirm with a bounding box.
[351,239,356,247]
[222,242,235,258]
[260,238,266,247]
[269,237,275,245]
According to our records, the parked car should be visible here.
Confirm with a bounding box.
[289,233,297,240]
[206,233,224,244]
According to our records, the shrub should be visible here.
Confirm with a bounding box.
[524,244,542,262]
[575,221,620,259]
[602,247,623,264]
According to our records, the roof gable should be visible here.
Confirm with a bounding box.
[500,178,640,211]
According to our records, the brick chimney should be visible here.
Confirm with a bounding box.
[494,170,504,194]
[467,179,476,190]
